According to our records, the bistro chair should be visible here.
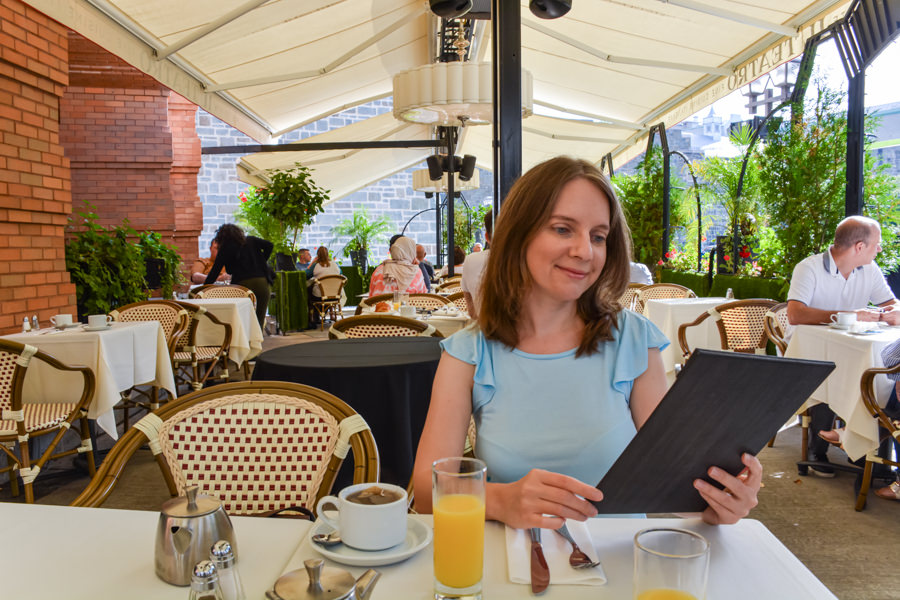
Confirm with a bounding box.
[310,274,347,331]
[172,302,233,392]
[193,284,258,309]
[355,293,394,315]
[761,302,794,448]
[677,299,777,359]
[855,362,900,511]
[71,381,380,516]
[445,291,469,312]
[0,339,96,503]
[328,315,442,339]
[636,283,696,311]
[109,300,189,428]
[405,293,451,310]
[619,283,648,313]
[435,280,462,294]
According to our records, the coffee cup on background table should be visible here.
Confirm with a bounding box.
[399,305,416,318]
[88,314,113,328]
[50,314,73,328]
[315,483,407,551]
[830,311,857,327]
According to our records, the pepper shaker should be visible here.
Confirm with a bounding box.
[22,317,31,333]
[31,315,39,330]
[210,540,245,600]
[188,560,223,600]
[725,288,734,300]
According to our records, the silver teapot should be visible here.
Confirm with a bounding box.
[155,485,237,586]
[267,559,380,600]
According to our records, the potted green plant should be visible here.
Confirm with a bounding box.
[330,207,392,273]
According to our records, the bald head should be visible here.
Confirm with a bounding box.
[416,244,426,261]
[834,216,880,250]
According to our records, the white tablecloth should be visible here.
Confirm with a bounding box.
[1,504,834,600]
[644,297,728,373]
[183,297,264,365]
[784,324,900,460]
[2,321,176,439]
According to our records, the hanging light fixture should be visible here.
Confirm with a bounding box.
[392,61,533,126]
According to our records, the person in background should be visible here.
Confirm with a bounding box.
[412,156,761,528]
[191,239,230,284]
[787,215,899,476]
[205,223,273,328]
[416,244,434,292]
[306,246,342,327]
[436,246,466,279]
[296,248,312,271]
[873,339,900,501]
[368,236,428,296]
[472,242,483,252]
[629,261,653,285]
[461,209,492,317]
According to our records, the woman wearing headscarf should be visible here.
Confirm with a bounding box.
[368,236,428,296]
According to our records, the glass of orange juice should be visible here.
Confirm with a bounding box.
[392,290,401,312]
[633,528,709,600]
[432,457,486,600]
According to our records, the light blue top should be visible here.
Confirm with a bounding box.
[440,310,668,487]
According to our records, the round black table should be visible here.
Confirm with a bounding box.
[252,337,442,488]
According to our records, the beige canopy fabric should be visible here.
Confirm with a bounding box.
[28,0,851,200]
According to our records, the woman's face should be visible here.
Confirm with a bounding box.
[524,177,610,305]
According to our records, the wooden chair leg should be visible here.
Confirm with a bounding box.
[3,444,20,497]
[19,439,34,504]
[855,456,875,511]
[80,416,97,476]
[767,435,776,448]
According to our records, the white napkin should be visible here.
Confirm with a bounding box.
[505,520,607,587]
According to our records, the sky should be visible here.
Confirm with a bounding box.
[711,39,900,121]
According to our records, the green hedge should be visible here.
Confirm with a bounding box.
[660,270,788,301]
[341,266,375,304]
[658,270,711,297]
[271,270,308,332]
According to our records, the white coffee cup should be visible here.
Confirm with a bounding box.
[830,311,857,327]
[315,483,408,551]
[50,314,73,328]
[399,305,416,318]
[88,314,112,329]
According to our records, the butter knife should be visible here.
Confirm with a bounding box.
[529,527,550,595]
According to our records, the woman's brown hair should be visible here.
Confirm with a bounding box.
[478,156,632,356]
[316,245,331,267]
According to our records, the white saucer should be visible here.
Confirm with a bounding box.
[52,323,80,330]
[83,324,112,332]
[308,518,432,567]
[828,323,851,330]
[848,329,880,336]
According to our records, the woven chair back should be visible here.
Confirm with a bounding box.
[0,342,22,413]
[619,283,647,313]
[714,299,778,353]
[195,284,257,308]
[328,315,442,339]
[436,281,462,294]
[355,293,394,315]
[71,381,380,514]
[316,274,346,299]
[638,283,696,304]
[444,291,468,312]
[406,293,451,310]
[110,300,189,356]
[763,302,791,355]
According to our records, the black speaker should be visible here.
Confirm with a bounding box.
[426,155,443,180]
[425,192,434,199]
[529,0,571,19]
[429,0,473,18]
[459,154,477,181]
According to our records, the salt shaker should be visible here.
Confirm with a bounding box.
[188,560,223,600]
[31,315,39,330]
[210,540,245,600]
[725,288,734,300]
[22,317,31,333]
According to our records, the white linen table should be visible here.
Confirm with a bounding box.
[3,504,835,600]
[643,297,728,373]
[1,321,176,439]
[182,297,264,365]
[0,503,306,600]
[784,323,900,460]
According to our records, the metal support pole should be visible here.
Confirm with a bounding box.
[491,0,522,217]
[845,72,865,216]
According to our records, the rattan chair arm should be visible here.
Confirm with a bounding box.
[26,351,96,416]
[860,364,900,432]
[677,311,712,358]
[70,425,150,507]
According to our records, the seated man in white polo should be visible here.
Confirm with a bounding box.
[787,215,900,476]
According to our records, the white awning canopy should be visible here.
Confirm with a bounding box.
[28,0,852,200]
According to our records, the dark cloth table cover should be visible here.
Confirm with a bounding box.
[251,337,442,488]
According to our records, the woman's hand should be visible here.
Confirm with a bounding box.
[694,453,762,525]
[488,469,603,530]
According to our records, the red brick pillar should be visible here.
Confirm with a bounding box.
[168,92,202,270]
[0,0,76,334]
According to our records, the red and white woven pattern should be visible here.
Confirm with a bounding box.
[113,304,182,342]
[719,304,772,353]
[197,286,257,308]
[157,394,340,515]
[447,294,468,311]
[439,283,462,294]
[407,295,449,310]
[339,323,422,338]
[0,403,76,434]
[0,349,18,412]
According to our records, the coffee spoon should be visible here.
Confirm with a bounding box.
[311,530,343,547]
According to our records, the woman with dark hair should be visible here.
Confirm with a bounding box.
[436,246,466,279]
[413,156,761,529]
[205,223,273,328]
